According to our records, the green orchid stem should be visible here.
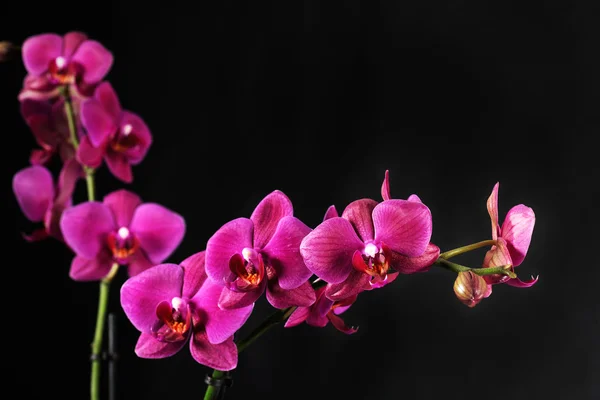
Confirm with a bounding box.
[438,240,497,260]
[91,263,119,400]
[62,87,96,201]
[202,370,225,400]
[435,257,516,278]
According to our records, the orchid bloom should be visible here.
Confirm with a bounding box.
[13,158,81,242]
[121,251,253,370]
[205,190,316,310]
[380,169,441,273]
[19,31,113,102]
[20,98,75,165]
[59,189,185,281]
[482,182,537,295]
[300,195,433,301]
[77,82,152,183]
[285,286,358,334]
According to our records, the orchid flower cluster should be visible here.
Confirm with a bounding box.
[8,31,539,400]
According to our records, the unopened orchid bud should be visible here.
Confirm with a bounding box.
[454,271,488,308]
[0,41,14,62]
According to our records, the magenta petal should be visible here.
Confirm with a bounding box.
[328,313,358,334]
[505,275,539,288]
[13,165,55,222]
[323,205,339,220]
[135,332,186,359]
[190,330,237,370]
[193,279,253,344]
[71,40,113,84]
[487,182,500,240]
[407,194,422,203]
[69,253,114,281]
[93,81,121,119]
[262,216,312,290]
[206,218,254,283]
[54,158,81,206]
[325,269,371,301]
[62,31,87,59]
[219,284,265,309]
[341,199,378,242]
[120,263,184,333]
[81,98,117,147]
[250,190,294,249]
[105,151,133,183]
[119,112,153,164]
[381,170,391,201]
[373,199,432,257]
[501,204,535,267]
[390,243,441,274]
[103,189,142,227]
[77,136,105,168]
[267,279,316,309]
[284,306,311,328]
[22,33,62,76]
[129,203,186,264]
[60,202,115,259]
[180,251,209,299]
[300,217,364,284]
[127,251,154,277]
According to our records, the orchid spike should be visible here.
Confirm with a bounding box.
[120,251,253,370]
[205,190,316,310]
[59,189,185,281]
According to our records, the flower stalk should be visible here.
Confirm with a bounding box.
[438,240,497,260]
[435,257,516,278]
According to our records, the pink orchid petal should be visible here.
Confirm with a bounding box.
[120,263,184,333]
[363,271,399,291]
[135,332,187,359]
[407,194,422,203]
[77,136,105,168]
[22,33,62,76]
[218,285,264,309]
[81,98,117,147]
[192,279,253,344]
[127,251,154,277]
[103,189,142,227]
[505,275,539,288]
[262,216,312,290]
[323,205,339,220]
[324,269,371,301]
[119,111,153,164]
[105,151,133,183]
[20,96,51,119]
[129,203,186,264]
[93,81,121,119]
[327,312,358,334]
[60,202,115,259]
[381,169,391,201]
[501,204,535,267]
[487,182,500,240]
[206,217,254,283]
[190,330,237,370]
[180,251,209,299]
[267,280,316,309]
[54,158,81,206]
[372,199,432,257]
[250,190,294,249]
[341,199,378,242]
[284,306,311,328]
[300,217,364,284]
[13,165,54,222]
[62,31,87,59]
[29,149,52,165]
[69,253,114,281]
[389,243,440,274]
[71,40,113,84]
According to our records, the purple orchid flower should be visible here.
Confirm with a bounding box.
[13,158,81,242]
[77,82,152,183]
[205,190,316,310]
[285,286,358,334]
[19,31,112,102]
[59,189,185,281]
[20,98,75,165]
[300,194,433,301]
[120,251,253,370]
[380,169,441,274]
[481,182,537,296]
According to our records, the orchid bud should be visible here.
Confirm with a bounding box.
[0,41,14,62]
[454,271,488,308]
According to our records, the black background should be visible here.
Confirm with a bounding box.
[2,1,598,399]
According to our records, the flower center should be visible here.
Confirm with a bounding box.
[152,297,191,343]
[110,123,142,153]
[106,226,140,264]
[226,248,265,292]
[352,242,391,284]
[47,57,78,85]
